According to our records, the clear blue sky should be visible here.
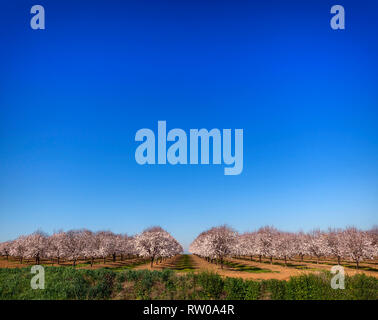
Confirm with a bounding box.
[1,0,377,250]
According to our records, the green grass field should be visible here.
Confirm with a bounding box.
[1,267,377,300]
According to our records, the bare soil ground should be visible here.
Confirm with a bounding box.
[230,257,378,279]
[241,256,378,276]
[291,256,378,267]
[255,256,378,270]
[190,255,310,280]
[76,257,147,270]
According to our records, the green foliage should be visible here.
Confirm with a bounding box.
[197,272,224,299]
[223,277,261,300]
[244,280,261,300]
[87,269,116,299]
[261,272,378,300]
[224,278,245,299]
[262,279,287,300]
[345,273,378,300]
[0,267,376,300]
[285,273,327,300]
[0,267,92,300]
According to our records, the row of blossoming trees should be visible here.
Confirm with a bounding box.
[189,226,378,269]
[0,226,183,267]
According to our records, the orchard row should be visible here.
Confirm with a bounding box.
[0,227,182,267]
[189,226,378,269]
[1,225,377,270]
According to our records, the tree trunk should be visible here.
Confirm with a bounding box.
[103,257,106,264]
[220,257,223,269]
[301,254,304,261]
[121,254,123,261]
[337,256,341,265]
[57,257,60,265]
[6,254,8,261]
[91,257,94,267]
[150,257,154,268]
[112,253,116,262]
[250,255,253,261]
[317,256,319,264]
[356,260,359,270]
[270,256,273,264]
[259,255,262,263]
[73,259,76,267]
[284,256,287,266]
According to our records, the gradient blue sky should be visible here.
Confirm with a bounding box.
[1,0,377,250]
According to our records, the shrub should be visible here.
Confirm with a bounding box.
[346,274,378,300]
[224,278,247,300]
[244,280,261,300]
[87,269,116,299]
[262,279,286,300]
[0,267,377,300]
[285,273,326,300]
[197,272,224,299]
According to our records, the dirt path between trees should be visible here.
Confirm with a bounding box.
[189,255,306,280]
[230,257,378,279]
[134,255,181,271]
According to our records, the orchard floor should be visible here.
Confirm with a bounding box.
[1,255,377,280]
[0,256,148,270]
[135,255,378,280]
[225,257,378,279]
[232,256,378,277]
